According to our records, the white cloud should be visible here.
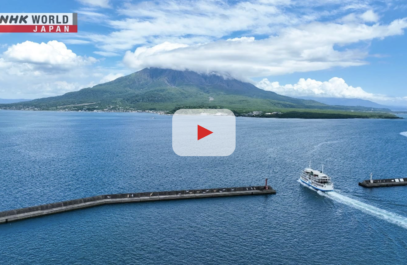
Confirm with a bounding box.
[99,73,124,83]
[64,39,91,45]
[75,9,108,22]
[87,0,315,52]
[340,13,358,23]
[258,0,291,4]
[343,3,371,10]
[76,0,110,8]
[361,10,379,22]
[0,58,11,69]
[123,42,188,70]
[0,41,114,99]
[123,19,407,80]
[256,77,407,106]
[31,81,83,97]
[94,51,119,57]
[227,37,256,42]
[4,41,96,71]
[84,0,391,53]
[257,77,375,98]
[0,64,123,99]
[341,10,379,23]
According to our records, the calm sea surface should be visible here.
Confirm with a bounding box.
[1,110,407,264]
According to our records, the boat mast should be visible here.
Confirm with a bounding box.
[370,173,373,183]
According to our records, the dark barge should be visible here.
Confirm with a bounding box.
[359,177,407,188]
[0,184,276,224]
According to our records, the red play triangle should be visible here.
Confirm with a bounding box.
[197,125,213,140]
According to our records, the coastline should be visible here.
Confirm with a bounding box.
[0,108,402,119]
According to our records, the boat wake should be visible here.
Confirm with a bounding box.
[400,132,407,138]
[322,191,407,230]
[299,179,407,229]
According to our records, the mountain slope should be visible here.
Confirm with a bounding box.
[299,97,386,109]
[0,68,397,119]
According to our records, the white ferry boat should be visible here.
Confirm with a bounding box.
[299,166,334,192]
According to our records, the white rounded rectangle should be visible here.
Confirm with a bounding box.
[172,109,236,156]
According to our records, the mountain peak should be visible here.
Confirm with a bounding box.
[136,67,232,87]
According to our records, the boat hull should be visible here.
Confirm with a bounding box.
[299,178,334,192]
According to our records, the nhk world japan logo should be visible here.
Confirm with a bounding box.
[0,13,77,33]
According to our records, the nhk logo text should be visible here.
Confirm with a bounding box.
[0,13,77,33]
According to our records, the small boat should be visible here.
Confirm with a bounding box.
[299,165,334,192]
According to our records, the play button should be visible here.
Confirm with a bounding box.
[197,125,213,140]
[172,109,236,156]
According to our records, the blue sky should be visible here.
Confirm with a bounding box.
[0,0,407,106]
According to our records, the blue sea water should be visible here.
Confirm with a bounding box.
[0,110,407,264]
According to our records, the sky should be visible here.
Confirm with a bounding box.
[0,0,407,106]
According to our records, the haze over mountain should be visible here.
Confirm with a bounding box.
[299,97,407,111]
[0,99,30,104]
[0,68,396,118]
